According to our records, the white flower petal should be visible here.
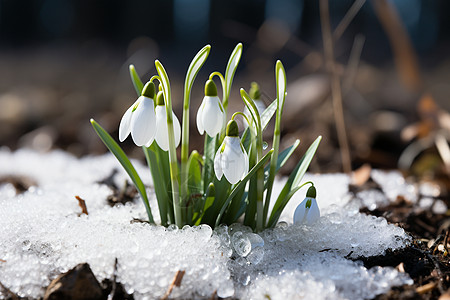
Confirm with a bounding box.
[201,96,224,137]
[293,197,309,224]
[306,198,320,224]
[241,143,249,180]
[155,106,169,150]
[196,100,205,135]
[214,146,223,180]
[154,106,182,151]
[118,98,140,142]
[221,137,246,184]
[172,112,181,148]
[293,197,320,225]
[130,96,156,146]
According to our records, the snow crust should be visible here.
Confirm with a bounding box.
[0,148,413,299]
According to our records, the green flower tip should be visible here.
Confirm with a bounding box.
[305,198,312,208]
[226,120,239,137]
[306,185,316,198]
[142,81,155,99]
[156,90,165,106]
[249,82,261,100]
[204,80,218,97]
[205,183,215,198]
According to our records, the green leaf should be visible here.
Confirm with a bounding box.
[261,99,277,131]
[224,43,243,100]
[143,145,170,225]
[240,88,261,131]
[215,149,274,227]
[275,61,286,118]
[90,119,154,223]
[292,136,322,188]
[129,64,144,96]
[264,139,300,175]
[187,150,203,195]
[267,136,321,228]
[184,45,211,102]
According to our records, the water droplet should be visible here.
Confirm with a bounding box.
[262,141,268,150]
[231,232,251,257]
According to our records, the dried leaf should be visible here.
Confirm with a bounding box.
[75,195,88,215]
[351,164,372,186]
[416,282,437,294]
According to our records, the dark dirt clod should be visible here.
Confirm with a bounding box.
[96,169,138,206]
[44,263,104,300]
[0,175,37,194]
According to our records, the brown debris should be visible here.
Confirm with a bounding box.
[161,270,185,300]
[416,282,437,295]
[44,263,103,300]
[96,169,138,206]
[75,195,88,216]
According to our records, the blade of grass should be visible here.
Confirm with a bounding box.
[90,119,154,223]
[129,65,144,95]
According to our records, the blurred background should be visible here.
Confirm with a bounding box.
[0,0,449,179]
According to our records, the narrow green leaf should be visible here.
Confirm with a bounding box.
[143,145,169,225]
[215,149,274,227]
[267,136,321,227]
[187,150,203,195]
[275,61,287,118]
[129,64,144,96]
[292,136,322,188]
[224,43,243,100]
[240,88,261,131]
[264,139,300,175]
[184,45,211,102]
[90,119,154,223]
[181,45,211,205]
[261,99,277,131]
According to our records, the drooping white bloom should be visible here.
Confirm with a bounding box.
[214,120,248,184]
[197,80,224,137]
[152,93,181,150]
[293,186,320,225]
[118,82,157,147]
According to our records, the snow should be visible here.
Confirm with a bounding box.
[0,148,413,299]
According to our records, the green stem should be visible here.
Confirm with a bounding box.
[155,60,182,227]
[255,131,264,232]
[209,72,227,141]
[263,112,281,225]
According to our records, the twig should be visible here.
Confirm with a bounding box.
[333,0,367,41]
[161,270,185,300]
[371,0,423,92]
[320,0,352,174]
[343,34,366,93]
[0,281,19,300]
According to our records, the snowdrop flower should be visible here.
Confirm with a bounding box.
[197,80,225,137]
[119,82,157,147]
[152,90,181,150]
[214,120,248,184]
[293,186,320,225]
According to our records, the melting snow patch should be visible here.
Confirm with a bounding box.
[0,149,413,299]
